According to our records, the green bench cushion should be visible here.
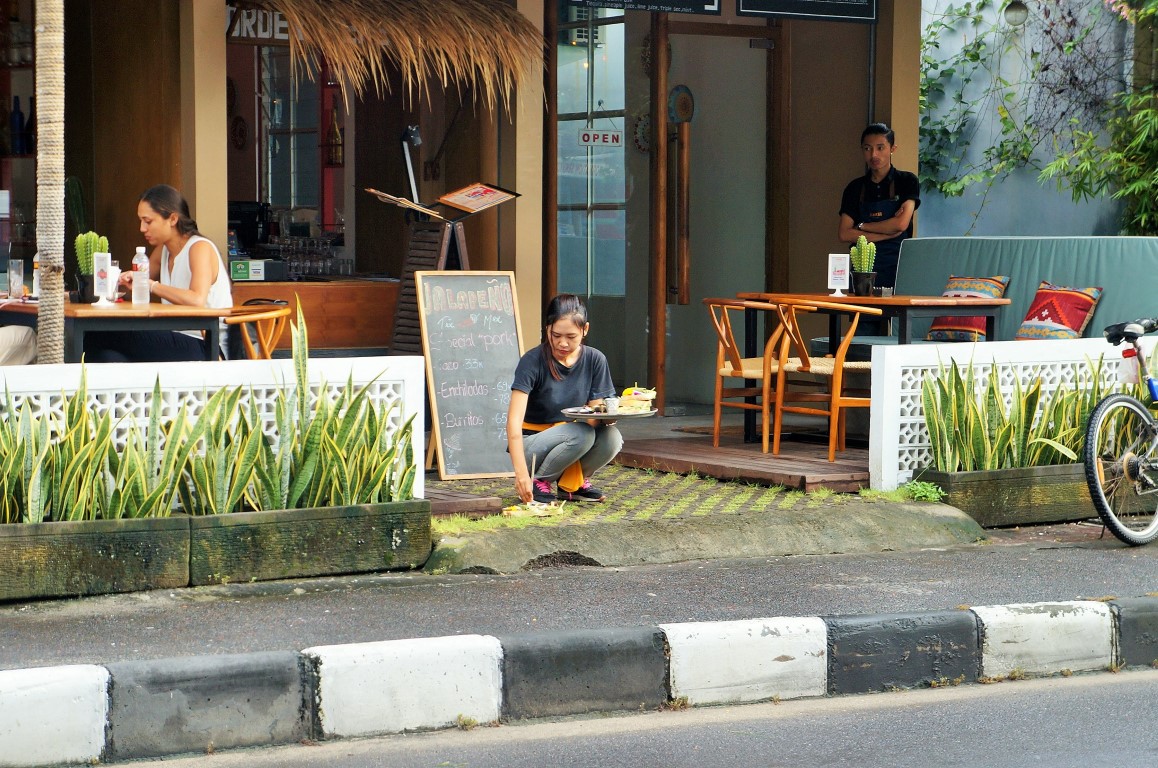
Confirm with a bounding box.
[893,237,1158,341]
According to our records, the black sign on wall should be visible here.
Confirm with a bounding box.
[580,1,722,15]
[737,0,876,22]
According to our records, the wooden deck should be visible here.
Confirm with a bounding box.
[425,487,504,517]
[616,433,869,493]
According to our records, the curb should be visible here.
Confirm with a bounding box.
[1,597,1155,765]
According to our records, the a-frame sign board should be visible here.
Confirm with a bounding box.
[391,219,469,354]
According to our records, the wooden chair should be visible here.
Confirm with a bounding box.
[771,298,882,462]
[224,305,292,360]
[703,298,785,452]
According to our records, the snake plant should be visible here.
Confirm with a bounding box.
[0,306,418,523]
[922,356,1113,472]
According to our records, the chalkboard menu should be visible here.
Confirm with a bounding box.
[580,1,721,13]
[415,271,525,479]
[737,0,876,22]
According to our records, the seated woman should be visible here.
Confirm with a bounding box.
[506,294,623,504]
[84,185,233,363]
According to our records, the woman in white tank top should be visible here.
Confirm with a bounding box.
[83,185,233,363]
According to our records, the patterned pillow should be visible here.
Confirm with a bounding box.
[926,275,1011,342]
[1014,281,1103,340]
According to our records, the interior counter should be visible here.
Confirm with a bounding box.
[231,278,400,351]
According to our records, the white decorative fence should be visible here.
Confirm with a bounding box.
[868,338,1157,490]
[0,356,427,499]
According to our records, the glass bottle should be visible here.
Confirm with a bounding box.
[326,95,343,166]
[9,95,24,155]
[0,95,10,155]
[23,95,33,154]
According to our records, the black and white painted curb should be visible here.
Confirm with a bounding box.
[2,598,1155,765]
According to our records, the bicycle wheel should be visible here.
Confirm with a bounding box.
[1084,393,1158,546]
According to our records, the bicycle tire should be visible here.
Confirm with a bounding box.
[1084,393,1158,546]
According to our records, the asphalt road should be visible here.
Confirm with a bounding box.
[2,523,1156,670]
[118,669,1158,768]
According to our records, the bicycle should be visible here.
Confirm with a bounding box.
[1084,317,1158,545]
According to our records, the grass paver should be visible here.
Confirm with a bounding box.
[426,464,918,536]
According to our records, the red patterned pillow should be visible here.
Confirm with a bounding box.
[926,275,1010,342]
[1014,282,1103,340]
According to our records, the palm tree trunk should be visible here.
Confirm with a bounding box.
[35,0,65,364]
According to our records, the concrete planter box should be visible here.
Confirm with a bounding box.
[0,516,191,602]
[189,500,432,586]
[921,464,1092,527]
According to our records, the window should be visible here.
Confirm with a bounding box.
[557,2,625,297]
[260,46,319,208]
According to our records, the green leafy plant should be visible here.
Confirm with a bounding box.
[178,387,264,515]
[921,357,1114,472]
[1040,83,1158,234]
[850,235,876,273]
[73,231,108,276]
[0,307,418,523]
[901,480,946,503]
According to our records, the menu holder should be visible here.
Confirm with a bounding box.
[437,182,519,214]
[364,188,451,221]
[376,183,519,356]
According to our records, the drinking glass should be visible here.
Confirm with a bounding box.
[7,259,22,297]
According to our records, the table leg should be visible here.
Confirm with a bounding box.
[828,314,840,356]
[205,324,220,361]
[743,305,757,442]
[985,312,996,341]
[897,311,912,344]
[65,319,83,363]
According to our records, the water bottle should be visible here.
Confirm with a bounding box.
[131,246,150,304]
[132,246,149,274]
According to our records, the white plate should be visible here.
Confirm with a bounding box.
[561,406,658,420]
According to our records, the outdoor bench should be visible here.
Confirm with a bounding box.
[816,236,1158,360]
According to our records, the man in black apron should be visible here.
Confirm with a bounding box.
[838,123,920,289]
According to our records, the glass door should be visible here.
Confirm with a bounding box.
[556,2,626,298]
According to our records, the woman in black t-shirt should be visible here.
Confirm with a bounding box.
[507,294,622,504]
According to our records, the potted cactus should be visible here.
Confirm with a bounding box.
[849,235,876,296]
[74,231,107,303]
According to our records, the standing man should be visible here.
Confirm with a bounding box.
[838,123,920,288]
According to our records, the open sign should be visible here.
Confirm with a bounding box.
[578,130,622,147]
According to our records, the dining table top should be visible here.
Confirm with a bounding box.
[0,297,248,318]
[735,291,1011,308]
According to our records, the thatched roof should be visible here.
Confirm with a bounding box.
[241,0,544,108]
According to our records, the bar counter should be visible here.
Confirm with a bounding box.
[231,277,400,351]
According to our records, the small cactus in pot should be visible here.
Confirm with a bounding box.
[74,231,107,275]
[74,231,108,302]
[850,235,876,273]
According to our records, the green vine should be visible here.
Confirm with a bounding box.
[1040,5,1158,234]
[919,1,1127,227]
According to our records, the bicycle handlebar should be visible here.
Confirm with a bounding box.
[1104,318,1158,345]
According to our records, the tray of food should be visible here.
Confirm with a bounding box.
[562,386,658,420]
[561,406,658,420]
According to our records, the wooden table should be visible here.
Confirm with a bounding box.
[0,299,232,362]
[734,292,1011,441]
[737,291,1011,351]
